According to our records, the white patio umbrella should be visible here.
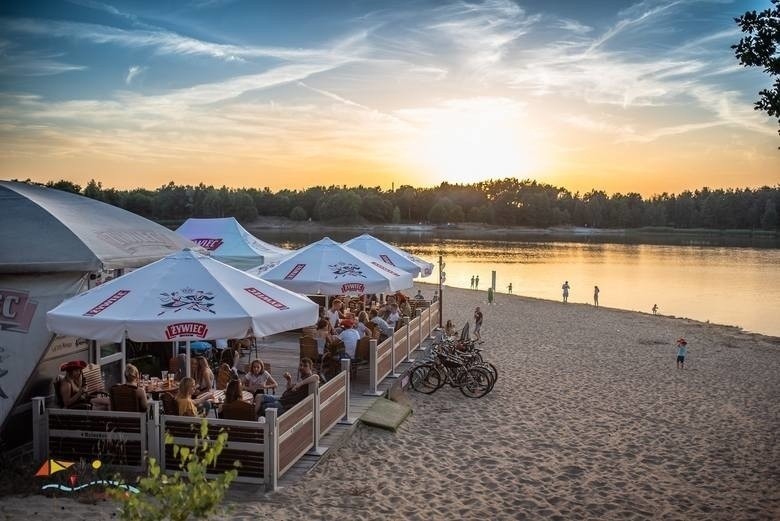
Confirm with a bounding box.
[176,217,289,270]
[248,237,414,295]
[47,249,319,376]
[342,234,434,277]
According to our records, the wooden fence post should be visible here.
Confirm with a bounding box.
[308,382,327,456]
[31,396,47,462]
[363,339,382,396]
[339,358,358,425]
[265,408,278,492]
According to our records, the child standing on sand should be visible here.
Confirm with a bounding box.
[676,338,688,369]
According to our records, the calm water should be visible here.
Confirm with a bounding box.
[258,231,780,337]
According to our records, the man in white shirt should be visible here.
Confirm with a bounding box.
[338,319,362,359]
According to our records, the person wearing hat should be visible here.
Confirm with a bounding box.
[338,319,361,360]
[676,338,688,369]
[59,360,110,410]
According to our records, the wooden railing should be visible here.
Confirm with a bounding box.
[31,343,378,492]
[161,414,267,484]
[32,397,149,473]
[364,304,438,395]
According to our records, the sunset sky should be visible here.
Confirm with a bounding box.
[0,0,777,196]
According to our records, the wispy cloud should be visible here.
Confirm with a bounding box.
[0,17,351,63]
[0,40,87,76]
[125,65,145,85]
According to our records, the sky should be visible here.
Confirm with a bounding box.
[0,0,778,197]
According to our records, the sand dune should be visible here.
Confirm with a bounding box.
[3,286,778,520]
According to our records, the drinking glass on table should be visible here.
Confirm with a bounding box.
[161,370,168,384]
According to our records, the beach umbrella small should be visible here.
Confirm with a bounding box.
[342,233,434,277]
[176,217,289,270]
[247,237,414,295]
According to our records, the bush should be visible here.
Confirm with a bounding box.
[109,419,238,521]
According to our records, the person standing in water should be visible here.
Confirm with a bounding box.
[562,281,570,303]
[475,275,480,290]
[470,275,475,289]
[593,286,600,307]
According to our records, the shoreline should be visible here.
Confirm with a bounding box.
[3,287,778,519]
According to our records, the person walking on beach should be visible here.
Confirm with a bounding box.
[593,285,600,307]
[470,275,475,289]
[675,338,688,369]
[562,281,570,303]
[487,286,494,305]
[475,275,480,290]
[507,282,512,294]
[652,304,658,315]
[473,306,483,341]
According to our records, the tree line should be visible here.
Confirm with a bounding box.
[36,178,779,230]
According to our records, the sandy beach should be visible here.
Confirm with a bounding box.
[2,285,779,520]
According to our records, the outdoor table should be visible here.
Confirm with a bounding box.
[200,389,253,404]
[144,379,179,399]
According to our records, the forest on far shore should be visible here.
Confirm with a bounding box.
[27,177,780,231]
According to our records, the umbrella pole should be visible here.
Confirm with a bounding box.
[121,333,127,383]
[186,340,192,378]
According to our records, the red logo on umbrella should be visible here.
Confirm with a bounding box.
[165,322,208,339]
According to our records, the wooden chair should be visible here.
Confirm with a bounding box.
[83,364,107,395]
[219,400,256,421]
[160,392,178,415]
[350,336,371,379]
[109,384,143,412]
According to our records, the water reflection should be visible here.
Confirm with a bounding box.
[257,231,780,337]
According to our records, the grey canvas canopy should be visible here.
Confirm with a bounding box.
[0,181,195,273]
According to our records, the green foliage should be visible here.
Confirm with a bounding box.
[733,0,780,141]
[35,177,780,230]
[391,205,401,224]
[109,419,238,521]
[289,205,308,221]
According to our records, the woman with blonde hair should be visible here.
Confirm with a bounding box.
[194,356,214,392]
[175,377,213,417]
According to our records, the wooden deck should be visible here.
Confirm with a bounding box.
[226,331,430,499]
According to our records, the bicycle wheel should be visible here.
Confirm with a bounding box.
[410,364,441,394]
[476,362,498,391]
[459,367,493,398]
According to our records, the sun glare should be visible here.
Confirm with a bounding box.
[405,99,539,184]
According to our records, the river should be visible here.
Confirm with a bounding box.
[256,230,780,337]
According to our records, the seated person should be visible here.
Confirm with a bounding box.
[219,379,256,420]
[220,348,239,373]
[414,289,425,300]
[399,298,412,318]
[338,319,362,360]
[175,377,213,417]
[256,358,321,417]
[241,359,277,395]
[58,360,110,410]
[315,318,337,356]
[117,363,149,412]
[445,319,457,338]
[194,356,214,393]
[369,309,394,339]
[356,310,372,337]
[386,303,401,330]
